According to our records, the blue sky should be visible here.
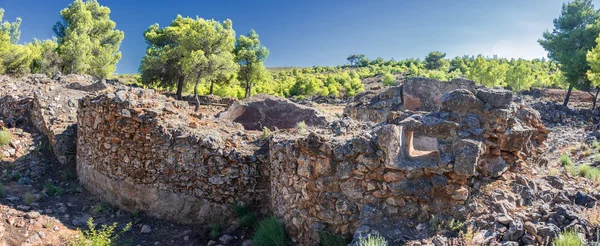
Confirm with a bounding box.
[0,0,597,74]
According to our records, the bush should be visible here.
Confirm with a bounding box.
[552,230,583,246]
[0,130,11,146]
[382,73,396,86]
[358,234,388,246]
[70,218,131,246]
[296,121,308,135]
[44,182,64,197]
[231,202,256,229]
[578,164,600,181]
[319,230,349,246]
[22,192,35,205]
[253,216,289,246]
[560,154,571,166]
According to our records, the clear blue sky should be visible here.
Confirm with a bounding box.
[1,0,597,74]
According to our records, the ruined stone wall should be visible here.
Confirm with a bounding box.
[76,88,270,223]
[270,87,548,245]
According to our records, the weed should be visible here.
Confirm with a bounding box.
[232,202,256,229]
[61,170,77,181]
[44,182,64,197]
[209,223,221,240]
[43,219,53,228]
[358,234,388,246]
[0,183,5,197]
[553,230,583,246]
[448,219,464,232]
[253,216,289,246]
[459,225,475,245]
[560,154,571,166]
[12,171,21,181]
[319,230,349,246]
[593,140,600,151]
[584,204,600,227]
[232,202,250,218]
[92,203,109,215]
[0,130,11,146]
[583,147,594,157]
[23,192,35,205]
[239,213,257,229]
[262,127,272,140]
[70,218,131,246]
[296,121,308,135]
[548,168,559,176]
[578,164,600,181]
[429,215,444,231]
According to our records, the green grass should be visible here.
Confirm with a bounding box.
[358,234,388,246]
[70,218,131,246]
[319,230,349,246]
[44,182,64,197]
[553,230,583,246]
[296,121,308,135]
[232,202,256,229]
[22,192,35,205]
[0,130,12,146]
[560,154,571,166]
[578,164,600,181]
[253,216,289,246]
[209,223,221,240]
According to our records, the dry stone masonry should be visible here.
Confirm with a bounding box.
[0,75,550,245]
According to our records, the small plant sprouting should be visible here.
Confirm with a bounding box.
[23,192,35,205]
[44,182,64,197]
[553,230,584,246]
[296,121,308,135]
[70,218,132,246]
[560,154,571,166]
[253,216,289,246]
[0,130,12,147]
[209,223,222,240]
[262,126,272,140]
[358,233,388,246]
[43,219,53,229]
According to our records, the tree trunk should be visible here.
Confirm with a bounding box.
[209,81,214,95]
[245,81,251,99]
[593,87,600,111]
[176,77,184,100]
[194,78,200,112]
[563,83,574,107]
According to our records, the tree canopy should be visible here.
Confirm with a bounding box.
[539,0,600,105]
[53,0,124,78]
[235,29,270,98]
[425,51,449,71]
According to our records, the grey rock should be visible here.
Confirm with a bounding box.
[476,88,513,108]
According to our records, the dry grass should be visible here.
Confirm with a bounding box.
[583,204,600,227]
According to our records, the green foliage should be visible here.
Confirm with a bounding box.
[578,164,600,181]
[43,182,64,197]
[553,230,583,246]
[92,202,109,214]
[560,154,572,166]
[54,0,124,78]
[425,51,449,71]
[296,121,308,135]
[70,218,131,246]
[382,73,396,86]
[253,216,289,246]
[0,130,11,146]
[11,170,20,181]
[22,192,35,205]
[319,230,349,246]
[29,38,62,76]
[466,56,508,87]
[209,223,221,240]
[231,202,256,229]
[540,0,600,104]
[358,234,388,246]
[347,54,368,67]
[235,29,270,98]
[507,59,535,92]
[262,127,272,140]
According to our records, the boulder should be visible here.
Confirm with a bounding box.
[476,88,513,108]
[441,89,484,113]
[453,139,484,176]
[218,94,329,130]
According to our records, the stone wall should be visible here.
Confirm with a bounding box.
[269,87,547,245]
[76,87,270,223]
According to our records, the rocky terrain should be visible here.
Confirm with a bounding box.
[0,74,598,246]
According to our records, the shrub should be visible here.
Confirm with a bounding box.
[382,73,396,86]
[319,230,349,246]
[553,230,583,246]
[262,127,272,140]
[209,224,221,240]
[0,130,11,146]
[231,202,256,229]
[593,140,600,151]
[296,121,308,135]
[44,182,64,197]
[358,234,388,246]
[22,192,35,205]
[253,216,289,246]
[560,154,571,166]
[70,218,131,246]
[578,164,600,181]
